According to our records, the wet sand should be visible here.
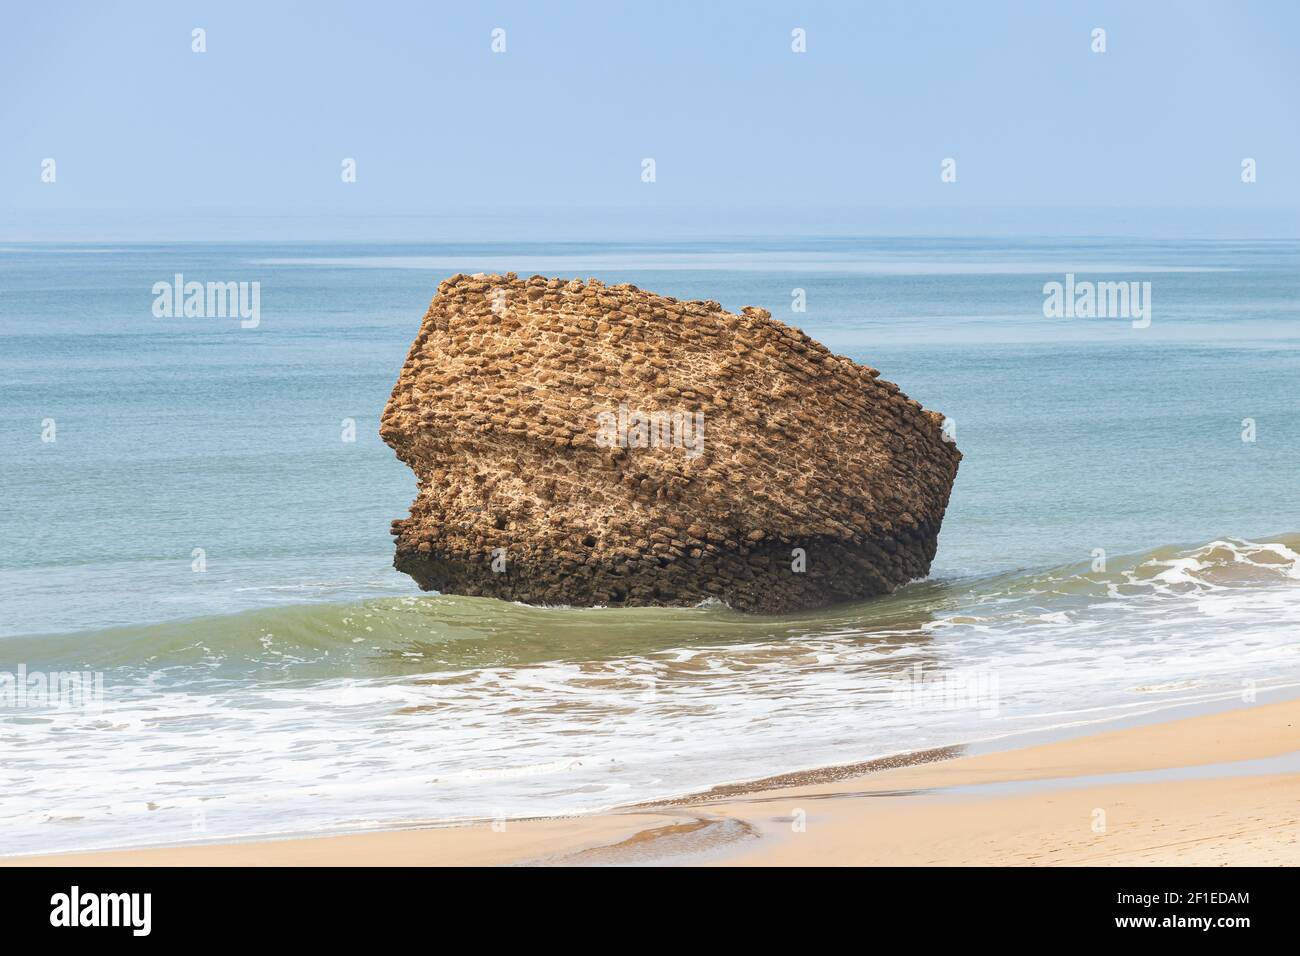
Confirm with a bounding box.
[8,697,1299,866]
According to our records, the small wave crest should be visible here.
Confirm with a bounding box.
[4,533,1298,680]
[5,533,1300,856]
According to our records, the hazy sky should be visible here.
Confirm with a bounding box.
[2,1,1297,237]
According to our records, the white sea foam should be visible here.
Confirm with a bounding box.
[3,536,1299,857]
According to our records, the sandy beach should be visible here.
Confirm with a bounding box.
[11,697,1299,867]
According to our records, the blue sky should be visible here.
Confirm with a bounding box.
[2,1,1297,237]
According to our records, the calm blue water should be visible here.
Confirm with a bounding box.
[2,236,1299,854]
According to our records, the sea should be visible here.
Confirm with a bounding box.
[2,234,1299,855]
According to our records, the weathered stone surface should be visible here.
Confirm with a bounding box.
[380,273,961,612]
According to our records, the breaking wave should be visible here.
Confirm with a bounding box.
[6,533,1299,680]
[4,533,1299,856]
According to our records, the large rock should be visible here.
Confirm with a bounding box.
[380,274,960,612]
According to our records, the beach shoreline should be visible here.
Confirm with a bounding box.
[9,695,1299,867]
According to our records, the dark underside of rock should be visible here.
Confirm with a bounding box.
[381,274,961,614]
